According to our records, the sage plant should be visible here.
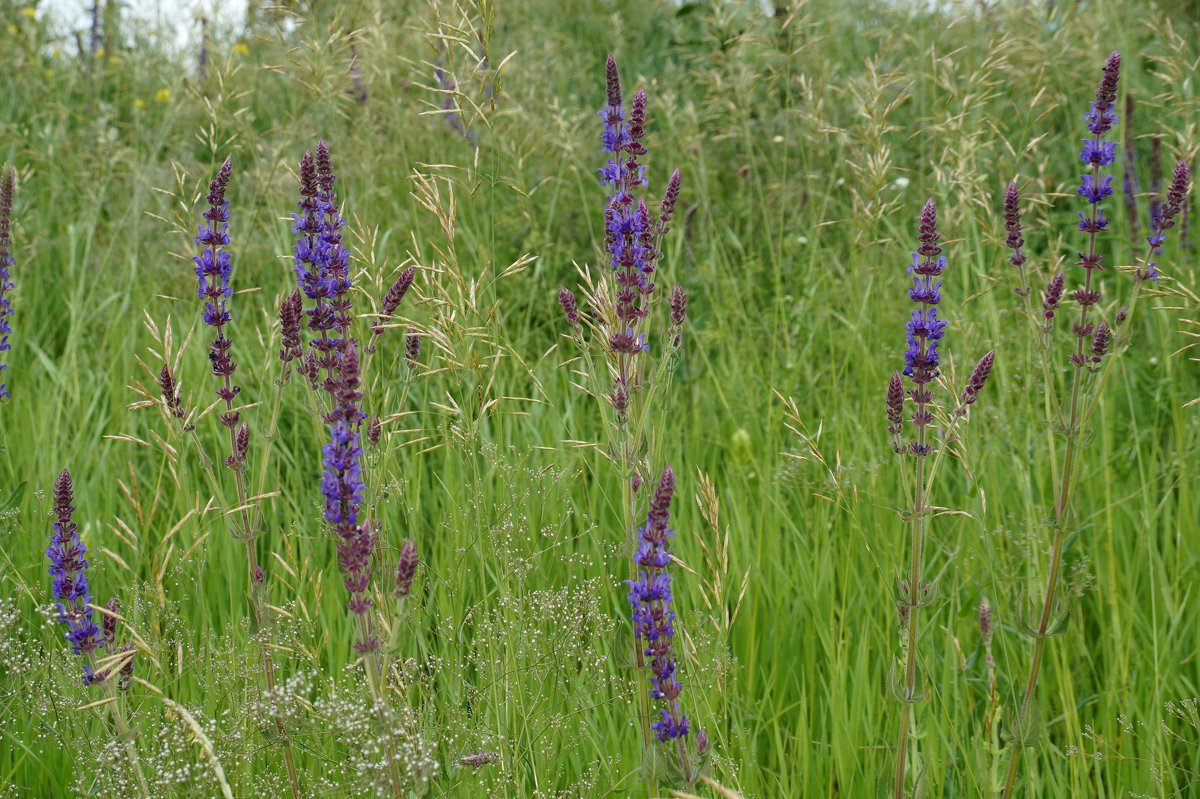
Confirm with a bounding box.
[286,141,422,799]
[0,163,14,401]
[889,200,994,799]
[557,54,698,789]
[46,469,150,797]
[998,52,1191,797]
[185,158,303,799]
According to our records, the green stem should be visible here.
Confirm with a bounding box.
[1001,154,1106,798]
[87,651,150,799]
[894,437,927,799]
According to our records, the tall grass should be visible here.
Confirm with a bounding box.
[0,1,1198,797]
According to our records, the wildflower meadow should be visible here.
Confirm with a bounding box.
[1,1,1199,797]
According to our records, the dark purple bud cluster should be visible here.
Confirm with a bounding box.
[0,164,15,400]
[1140,160,1191,281]
[1090,321,1112,364]
[886,372,905,451]
[158,364,185,421]
[46,469,105,685]
[978,596,993,647]
[225,422,249,470]
[102,597,118,647]
[1003,182,1027,271]
[97,598,134,689]
[279,290,304,363]
[668,284,687,348]
[371,266,416,341]
[626,467,692,743]
[658,169,682,236]
[558,285,581,330]
[405,331,421,370]
[960,351,996,408]
[394,538,418,599]
[1042,271,1065,324]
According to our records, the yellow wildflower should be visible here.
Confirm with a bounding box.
[155,88,171,103]
[232,42,249,56]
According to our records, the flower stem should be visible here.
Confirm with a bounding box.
[1000,154,1104,798]
[894,437,926,799]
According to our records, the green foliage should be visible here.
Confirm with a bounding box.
[0,0,1198,797]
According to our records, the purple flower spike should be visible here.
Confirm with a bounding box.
[292,143,352,381]
[601,59,657,338]
[1069,52,1122,362]
[194,158,234,328]
[903,200,946,390]
[0,164,15,400]
[627,466,692,743]
[46,469,104,684]
[192,158,243,434]
[315,141,353,342]
[1083,52,1121,136]
[605,54,621,109]
[321,341,376,649]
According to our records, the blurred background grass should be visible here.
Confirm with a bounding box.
[1,0,1199,796]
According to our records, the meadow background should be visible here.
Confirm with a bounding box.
[1,0,1199,796]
